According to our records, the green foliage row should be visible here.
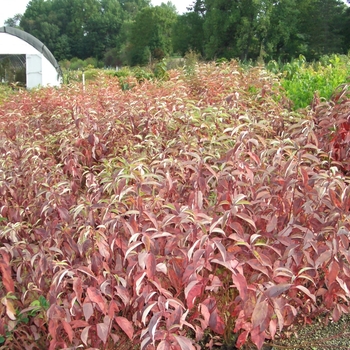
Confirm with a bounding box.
[59,53,350,112]
[59,57,104,71]
[62,58,172,89]
[269,54,350,110]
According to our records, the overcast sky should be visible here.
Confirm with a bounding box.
[0,0,192,26]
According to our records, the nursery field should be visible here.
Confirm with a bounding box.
[0,61,350,350]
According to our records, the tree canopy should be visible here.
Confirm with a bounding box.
[3,0,350,65]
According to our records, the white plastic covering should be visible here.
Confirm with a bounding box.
[0,27,62,88]
[26,54,42,89]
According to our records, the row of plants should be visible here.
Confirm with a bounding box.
[0,60,349,349]
[60,52,196,89]
[2,52,349,107]
[268,54,350,110]
[60,52,350,110]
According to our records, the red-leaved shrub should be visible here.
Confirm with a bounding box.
[0,63,349,350]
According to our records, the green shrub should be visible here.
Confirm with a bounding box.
[0,83,14,104]
[132,66,154,83]
[111,67,133,78]
[274,54,350,109]
[166,57,185,70]
[83,69,99,80]
[153,59,169,81]
[69,58,85,71]
[184,50,201,74]
[84,57,99,68]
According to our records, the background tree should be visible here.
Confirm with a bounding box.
[234,0,260,61]
[21,0,126,61]
[4,14,23,28]
[20,0,62,57]
[81,0,124,59]
[119,0,150,18]
[125,4,177,65]
[15,0,350,65]
[297,0,347,60]
[187,0,206,16]
[262,0,302,61]
[172,12,204,56]
[194,0,349,62]
[202,0,240,59]
[342,3,350,51]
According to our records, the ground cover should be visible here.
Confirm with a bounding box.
[0,61,349,350]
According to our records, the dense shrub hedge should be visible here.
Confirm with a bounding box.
[0,61,349,350]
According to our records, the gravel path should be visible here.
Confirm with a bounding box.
[268,313,350,350]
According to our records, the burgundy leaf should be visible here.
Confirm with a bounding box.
[266,214,277,233]
[124,241,144,261]
[265,284,292,299]
[236,330,249,348]
[232,272,248,302]
[73,277,83,304]
[199,303,210,329]
[250,327,265,350]
[70,320,89,329]
[157,340,171,350]
[251,299,268,331]
[235,212,256,229]
[77,266,97,280]
[174,335,195,350]
[332,304,342,322]
[48,319,59,343]
[229,221,245,236]
[168,266,183,292]
[97,322,109,344]
[144,210,159,229]
[0,250,15,293]
[336,276,350,294]
[214,241,227,261]
[315,249,332,268]
[146,252,156,280]
[83,302,94,322]
[327,260,340,286]
[115,285,130,306]
[96,239,111,260]
[269,318,277,339]
[186,282,202,309]
[115,316,134,340]
[246,259,270,277]
[61,320,73,343]
[142,302,158,326]
[87,286,107,314]
[148,312,162,342]
[329,188,342,209]
[81,326,91,346]
[254,251,272,269]
[205,274,223,292]
[108,300,120,319]
[295,285,316,303]
[209,308,225,335]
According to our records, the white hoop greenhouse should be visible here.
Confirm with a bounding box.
[0,26,62,89]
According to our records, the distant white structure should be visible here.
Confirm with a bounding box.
[0,26,62,88]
